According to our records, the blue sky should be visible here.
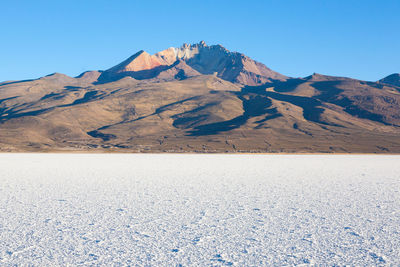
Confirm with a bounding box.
[1,0,399,82]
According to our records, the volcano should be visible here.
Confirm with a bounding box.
[0,42,399,153]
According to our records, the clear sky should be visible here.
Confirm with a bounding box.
[1,0,399,82]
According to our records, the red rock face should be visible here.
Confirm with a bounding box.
[108,51,163,73]
[100,42,287,85]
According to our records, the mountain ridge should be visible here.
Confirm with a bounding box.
[98,41,287,85]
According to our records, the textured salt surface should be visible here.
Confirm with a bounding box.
[0,154,399,266]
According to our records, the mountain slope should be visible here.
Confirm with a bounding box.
[379,73,400,87]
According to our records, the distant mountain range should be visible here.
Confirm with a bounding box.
[1,41,399,152]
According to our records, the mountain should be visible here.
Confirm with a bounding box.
[0,42,399,153]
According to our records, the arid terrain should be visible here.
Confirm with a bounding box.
[1,42,400,153]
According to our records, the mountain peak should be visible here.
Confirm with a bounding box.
[107,50,162,74]
[305,73,354,82]
[100,42,287,85]
[180,40,208,49]
[305,73,327,81]
[40,72,76,83]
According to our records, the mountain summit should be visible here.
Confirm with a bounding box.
[99,41,287,85]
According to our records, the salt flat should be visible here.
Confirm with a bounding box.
[0,154,399,266]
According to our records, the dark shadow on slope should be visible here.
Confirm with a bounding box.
[264,78,306,93]
[186,82,349,136]
[311,81,343,102]
[172,102,220,129]
[87,130,116,141]
[243,84,333,125]
[69,91,98,106]
[174,69,187,80]
[41,85,93,102]
[40,92,65,101]
[86,96,205,141]
[64,86,81,91]
[0,90,101,123]
[154,96,201,115]
[187,94,278,136]
[187,114,247,136]
[255,111,281,123]
[311,81,389,125]
[244,83,342,127]
[254,113,283,129]
[0,107,54,122]
[173,115,209,129]
[263,91,329,125]
[0,96,19,105]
